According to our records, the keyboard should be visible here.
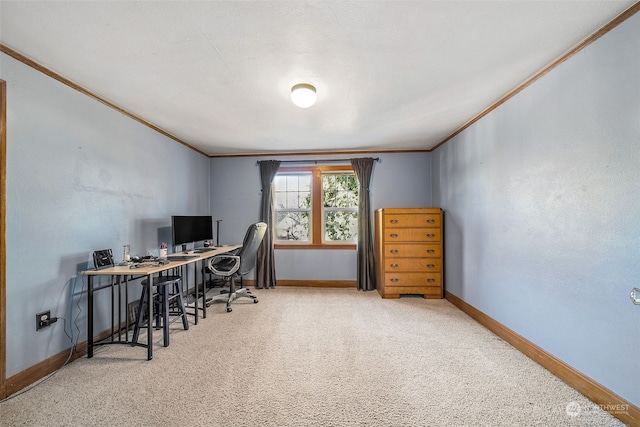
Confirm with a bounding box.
[167,255,199,261]
[194,247,214,253]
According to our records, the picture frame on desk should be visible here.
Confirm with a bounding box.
[92,249,114,270]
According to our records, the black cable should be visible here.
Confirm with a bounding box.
[0,276,87,403]
[0,317,74,403]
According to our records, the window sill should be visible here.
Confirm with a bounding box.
[275,243,357,250]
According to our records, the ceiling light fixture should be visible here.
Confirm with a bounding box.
[291,83,317,108]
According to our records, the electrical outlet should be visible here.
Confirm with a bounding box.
[36,310,55,331]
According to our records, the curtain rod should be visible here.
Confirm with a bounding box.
[256,157,379,166]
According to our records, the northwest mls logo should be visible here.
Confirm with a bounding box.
[566,401,581,417]
[566,401,629,418]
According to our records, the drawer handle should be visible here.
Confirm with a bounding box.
[390,233,398,238]
[426,234,435,238]
[426,249,435,254]
[390,219,398,224]
[427,219,435,223]
[390,249,399,254]
[426,264,435,268]
[390,263,398,268]
[390,278,399,283]
[427,278,435,283]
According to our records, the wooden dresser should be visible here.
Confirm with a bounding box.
[374,208,443,299]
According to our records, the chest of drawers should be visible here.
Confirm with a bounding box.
[374,208,444,299]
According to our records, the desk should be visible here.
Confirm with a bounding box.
[81,245,240,360]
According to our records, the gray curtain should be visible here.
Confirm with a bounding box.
[350,157,377,291]
[256,160,280,288]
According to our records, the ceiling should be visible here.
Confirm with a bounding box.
[0,1,635,157]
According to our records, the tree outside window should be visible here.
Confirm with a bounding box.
[322,173,358,242]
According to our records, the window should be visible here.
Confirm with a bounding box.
[322,173,358,242]
[274,165,358,249]
[274,173,311,242]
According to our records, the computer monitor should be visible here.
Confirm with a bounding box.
[171,215,213,247]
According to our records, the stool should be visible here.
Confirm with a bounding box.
[132,275,189,347]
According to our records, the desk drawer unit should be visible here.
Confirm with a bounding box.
[375,208,444,299]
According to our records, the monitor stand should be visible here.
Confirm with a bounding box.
[215,219,223,247]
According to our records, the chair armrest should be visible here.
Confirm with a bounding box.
[206,255,240,277]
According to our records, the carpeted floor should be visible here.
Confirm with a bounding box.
[0,287,624,426]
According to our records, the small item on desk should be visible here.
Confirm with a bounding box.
[123,244,131,263]
[93,249,115,270]
[130,255,153,264]
[130,258,169,268]
[159,242,168,259]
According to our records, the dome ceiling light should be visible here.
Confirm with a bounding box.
[290,83,317,108]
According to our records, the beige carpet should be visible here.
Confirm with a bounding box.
[1,287,624,426]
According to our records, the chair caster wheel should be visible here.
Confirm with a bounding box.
[226,307,232,312]
[253,299,259,304]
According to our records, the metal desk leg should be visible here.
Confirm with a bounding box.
[193,265,199,325]
[116,275,122,342]
[88,275,94,358]
[146,273,153,360]
[124,276,129,342]
[110,275,116,342]
[201,260,207,319]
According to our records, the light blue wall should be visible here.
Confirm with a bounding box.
[211,152,432,280]
[431,14,640,406]
[8,11,637,409]
[2,53,211,376]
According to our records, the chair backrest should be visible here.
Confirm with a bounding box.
[236,222,268,277]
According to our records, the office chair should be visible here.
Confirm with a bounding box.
[206,222,267,312]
